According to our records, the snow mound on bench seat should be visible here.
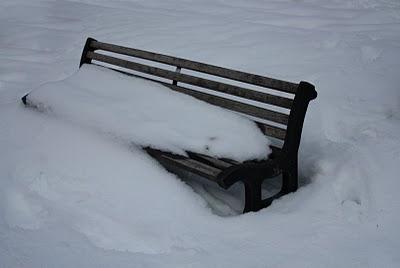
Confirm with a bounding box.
[26,64,271,162]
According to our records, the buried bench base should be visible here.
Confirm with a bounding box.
[146,148,298,213]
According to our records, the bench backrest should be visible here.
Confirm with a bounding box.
[79,38,317,159]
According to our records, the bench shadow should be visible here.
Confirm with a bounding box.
[173,165,314,217]
[173,168,291,216]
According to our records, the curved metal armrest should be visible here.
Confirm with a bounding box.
[217,159,281,189]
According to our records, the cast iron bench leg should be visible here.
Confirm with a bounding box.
[243,178,263,213]
[242,165,298,213]
[281,169,298,194]
[281,158,298,194]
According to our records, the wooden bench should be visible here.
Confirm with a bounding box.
[23,38,317,213]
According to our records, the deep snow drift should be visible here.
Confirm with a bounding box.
[1,0,400,267]
[25,64,271,161]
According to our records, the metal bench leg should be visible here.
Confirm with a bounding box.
[243,178,263,213]
[243,167,298,213]
[281,166,298,194]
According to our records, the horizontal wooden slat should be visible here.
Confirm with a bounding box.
[163,156,220,179]
[90,40,298,94]
[88,52,289,125]
[257,123,286,140]
[87,51,292,109]
[163,83,289,125]
[220,158,240,165]
[188,152,233,169]
[146,148,221,180]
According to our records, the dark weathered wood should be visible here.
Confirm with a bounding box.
[146,149,221,181]
[257,123,286,140]
[87,51,293,109]
[220,158,240,165]
[162,83,289,125]
[188,152,233,169]
[89,40,299,94]
[163,156,220,180]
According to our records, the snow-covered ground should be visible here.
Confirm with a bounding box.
[1,0,400,267]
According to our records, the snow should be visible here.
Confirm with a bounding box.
[0,109,213,254]
[24,64,271,161]
[1,0,400,267]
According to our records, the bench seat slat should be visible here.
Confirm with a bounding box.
[87,52,289,125]
[146,149,221,181]
[162,155,221,180]
[257,123,286,140]
[90,40,299,94]
[220,158,240,165]
[87,51,293,109]
[188,152,233,169]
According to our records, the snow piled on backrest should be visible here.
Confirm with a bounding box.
[27,64,271,161]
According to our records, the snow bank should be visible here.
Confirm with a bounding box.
[25,64,271,161]
[0,106,214,254]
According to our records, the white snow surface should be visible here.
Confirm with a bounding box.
[25,64,271,161]
[1,0,400,267]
